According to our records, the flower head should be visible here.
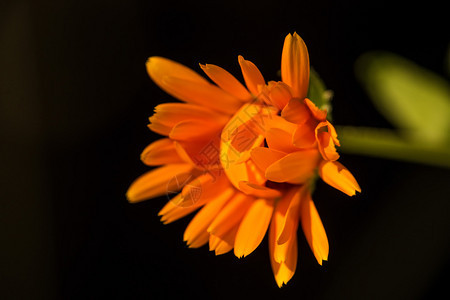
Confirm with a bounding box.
[127,32,360,287]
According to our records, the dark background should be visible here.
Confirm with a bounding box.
[1,0,449,299]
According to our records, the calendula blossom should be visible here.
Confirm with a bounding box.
[127,32,361,287]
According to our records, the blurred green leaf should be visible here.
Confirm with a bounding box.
[337,126,450,168]
[355,52,450,145]
[307,67,333,113]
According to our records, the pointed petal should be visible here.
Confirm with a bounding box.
[207,193,253,237]
[209,225,239,255]
[281,32,310,99]
[269,200,298,287]
[318,160,361,196]
[126,164,194,203]
[300,191,329,265]
[188,231,210,248]
[234,198,274,258]
[200,63,252,101]
[238,55,265,96]
[265,149,320,184]
[238,181,282,198]
[162,76,243,114]
[160,175,233,223]
[147,56,209,90]
[151,103,229,128]
[183,188,235,247]
[159,196,202,224]
[281,98,311,124]
[277,187,303,245]
[270,189,295,263]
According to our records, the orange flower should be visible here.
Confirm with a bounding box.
[127,32,361,287]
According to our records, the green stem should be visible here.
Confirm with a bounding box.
[336,126,450,169]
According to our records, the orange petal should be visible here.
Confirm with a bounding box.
[292,119,317,148]
[266,128,299,153]
[269,196,298,287]
[200,63,252,101]
[174,136,222,170]
[238,55,265,96]
[277,187,303,245]
[234,198,275,258]
[281,32,309,99]
[126,164,194,203]
[183,188,235,247]
[146,56,209,95]
[267,81,293,110]
[281,98,311,124]
[315,121,340,161]
[140,138,184,166]
[172,173,214,208]
[207,193,253,237]
[318,160,361,196]
[159,196,202,224]
[209,225,239,255]
[220,103,277,189]
[265,150,320,184]
[160,176,234,223]
[265,115,298,134]
[250,147,286,173]
[304,98,327,121]
[162,76,243,114]
[169,119,223,141]
[300,191,329,265]
[238,181,282,198]
[151,103,228,128]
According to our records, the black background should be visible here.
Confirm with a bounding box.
[1,0,449,299]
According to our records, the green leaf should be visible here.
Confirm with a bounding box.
[307,68,332,112]
[355,51,450,145]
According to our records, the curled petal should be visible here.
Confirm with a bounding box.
[281,32,310,99]
[238,55,265,96]
[304,98,327,121]
[315,121,340,161]
[318,160,361,196]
